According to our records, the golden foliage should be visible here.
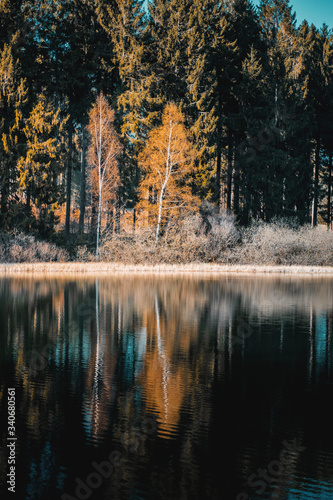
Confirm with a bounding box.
[137,103,200,240]
[87,92,122,203]
[87,92,122,255]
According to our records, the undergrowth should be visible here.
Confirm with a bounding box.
[1,208,332,266]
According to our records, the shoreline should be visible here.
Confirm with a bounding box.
[1,262,333,275]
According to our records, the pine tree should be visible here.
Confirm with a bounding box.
[188,0,239,207]
[316,28,333,228]
[322,33,333,229]
[20,0,113,235]
[0,0,25,48]
[236,46,266,223]
[222,0,261,216]
[96,0,147,229]
[17,94,68,234]
[146,0,193,108]
[296,22,332,226]
[97,0,147,136]
[243,0,310,222]
[0,43,28,229]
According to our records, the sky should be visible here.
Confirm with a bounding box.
[143,1,333,29]
[252,0,333,29]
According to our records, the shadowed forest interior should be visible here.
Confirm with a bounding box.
[1,0,333,251]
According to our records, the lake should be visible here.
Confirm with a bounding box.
[0,274,333,500]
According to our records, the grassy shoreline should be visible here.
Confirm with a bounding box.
[1,262,333,275]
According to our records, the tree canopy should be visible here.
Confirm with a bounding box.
[0,0,332,238]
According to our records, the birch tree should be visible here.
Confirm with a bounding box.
[137,103,199,244]
[87,93,121,257]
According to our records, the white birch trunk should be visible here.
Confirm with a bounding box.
[155,122,173,245]
[96,99,103,258]
[96,182,102,257]
[155,182,167,245]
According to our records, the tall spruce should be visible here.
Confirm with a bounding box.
[296,22,332,226]
[223,0,261,216]
[320,31,333,228]
[188,0,239,207]
[17,95,68,234]
[20,0,113,234]
[96,0,147,229]
[249,0,309,221]
[0,0,25,48]
[0,44,28,229]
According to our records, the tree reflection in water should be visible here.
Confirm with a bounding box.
[0,274,332,500]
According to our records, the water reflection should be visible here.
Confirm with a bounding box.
[0,274,333,500]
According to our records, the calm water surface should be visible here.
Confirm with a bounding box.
[0,274,333,500]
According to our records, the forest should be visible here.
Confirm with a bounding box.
[0,0,333,263]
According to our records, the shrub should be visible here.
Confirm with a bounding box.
[203,210,240,262]
[1,215,332,267]
[97,204,239,264]
[234,220,333,266]
[0,231,70,263]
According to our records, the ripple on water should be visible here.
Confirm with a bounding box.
[284,478,333,499]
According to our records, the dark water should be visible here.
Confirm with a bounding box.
[0,274,333,500]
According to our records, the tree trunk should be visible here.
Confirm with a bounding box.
[96,183,102,258]
[155,182,166,245]
[216,143,222,209]
[226,129,233,213]
[311,140,320,228]
[0,98,9,229]
[107,207,114,234]
[49,170,58,232]
[274,83,278,126]
[65,116,73,235]
[148,186,153,225]
[115,195,120,234]
[328,151,332,230]
[91,191,98,235]
[0,172,9,229]
[26,182,31,230]
[233,159,240,217]
[79,126,87,234]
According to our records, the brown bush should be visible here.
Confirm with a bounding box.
[98,208,239,264]
[0,231,70,263]
[2,216,332,267]
[233,221,333,266]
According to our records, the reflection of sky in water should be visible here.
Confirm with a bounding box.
[26,440,53,500]
[315,314,327,367]
[286,479,333,499]
[122,328,147,383]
